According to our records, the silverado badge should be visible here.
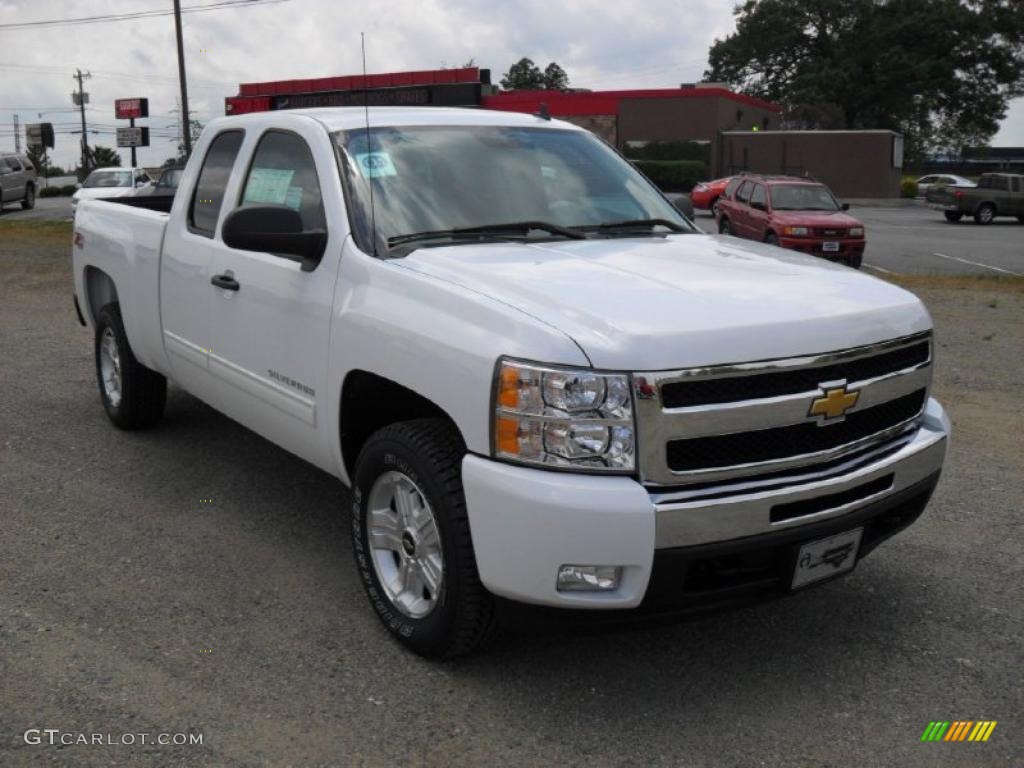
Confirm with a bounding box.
[809,383,860,423]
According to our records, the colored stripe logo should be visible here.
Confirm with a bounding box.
[921,721,997,742]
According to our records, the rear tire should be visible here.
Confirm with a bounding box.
[974,203,995,225]
[21,184,35,210]
[943,211,962,223]
[94,304,167,429]
[718,217,732,235]
[710,197,720,216]
[351,418,495,659]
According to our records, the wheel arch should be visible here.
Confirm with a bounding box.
[84,266,120,326]
[339,369,463,480]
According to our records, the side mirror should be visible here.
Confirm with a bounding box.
[842,203,850,211]
[222,204,326,272]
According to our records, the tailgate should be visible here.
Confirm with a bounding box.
[925,186,957,206]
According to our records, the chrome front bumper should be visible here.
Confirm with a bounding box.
[653,398,949,549]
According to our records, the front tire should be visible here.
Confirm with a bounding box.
[765,231,779,246]
[718,217,732,235]
[351,418,495,659]
[944,211,962,222]
[974,203,995,224]
[94,304,167,429]
[21,184,35,210]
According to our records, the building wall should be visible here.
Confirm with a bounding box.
[617,96,778,147]
[719,131,903,198]
[561,115,617,145]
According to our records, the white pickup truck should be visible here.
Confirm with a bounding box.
[72,107,949,658]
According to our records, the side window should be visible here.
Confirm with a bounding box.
[749,184,767,208]
[1012,177,1021,193]
[919,176,935,184]
[735,181,753,204]
[5,157,21,171]
[991,176,1009,191]
[239,130,325,231]
[189,130,244,237]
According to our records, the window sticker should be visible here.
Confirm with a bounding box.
[283,186,303,211]
[355,152,397,178]
[243,168,295,205]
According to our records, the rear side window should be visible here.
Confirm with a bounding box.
[990,176,1009,191]
[239,130,325,231]
[735,181,753,203]
[749,184,767,208]
[189,130,244,237]
[4,157,21,171]
[724,178,742,199]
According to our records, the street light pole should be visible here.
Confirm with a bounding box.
[172,0,192,158]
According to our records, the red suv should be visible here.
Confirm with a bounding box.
[716,176,866,268]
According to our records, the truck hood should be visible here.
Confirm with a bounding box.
[770,210,863,228]
[396,234,930,370]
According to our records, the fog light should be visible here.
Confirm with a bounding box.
[557,565,622,592]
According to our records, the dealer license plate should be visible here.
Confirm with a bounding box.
[822,241,840,253]
[791,527,863,589]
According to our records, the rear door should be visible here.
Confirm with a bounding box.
[1,156,25,201]
[159,129,247,404]
[731,181,754,237]
[204,122,346,470]
[747,183,770,239]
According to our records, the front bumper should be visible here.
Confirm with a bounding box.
[462,398,949,610]
[779,236,865,263]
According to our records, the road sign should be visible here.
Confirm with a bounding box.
[116,126,150,148]
[72,92,90,106]
[115,98,149,119]
[26,123,55,149]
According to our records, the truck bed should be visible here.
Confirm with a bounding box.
[101,194,175,214]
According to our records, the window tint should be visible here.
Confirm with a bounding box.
[4,157,21,171]
[1012,177,1021,193]
[749,184,767,208]
[190,130,244,237]
[241,130,325,231]
[991,175,1009,191]
[724,178,742,198]
[735,181,753,203]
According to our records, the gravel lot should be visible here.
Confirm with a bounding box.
[2,221,1022,767]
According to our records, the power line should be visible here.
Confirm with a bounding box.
[0,0,291,31]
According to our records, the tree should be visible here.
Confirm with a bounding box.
[543,62,569,91]
[501,58,545,90]
[177,119,203,161]
[26,144,49,173]
[705,0,1024,157]
[89,145,122,167]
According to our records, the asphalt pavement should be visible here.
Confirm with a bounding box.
[1,222,1022,766]
[0,196,73,222]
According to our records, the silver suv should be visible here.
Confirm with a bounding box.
[0,153,38,211]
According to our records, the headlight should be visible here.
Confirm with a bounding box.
[783,226,809,236]
[493,358,635,472]
[849,227,864,237]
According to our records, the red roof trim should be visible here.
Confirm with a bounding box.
[482,88,781,115]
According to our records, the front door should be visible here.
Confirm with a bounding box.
[205,127,342,470]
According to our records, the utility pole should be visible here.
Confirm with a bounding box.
[74,69,92,176]
[13,114,19,152]
[172,0,192,158]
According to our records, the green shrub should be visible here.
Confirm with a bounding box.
[631,160,707,192]
[625,140,710,163]
[900,177,919,198]
[38,184,78,198]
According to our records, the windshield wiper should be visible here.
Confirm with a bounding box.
[387,220,585,248]
[578,218,689,234]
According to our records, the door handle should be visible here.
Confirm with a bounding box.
[210,273,240,291]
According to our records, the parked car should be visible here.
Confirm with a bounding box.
[135,167,183,197]
[72,167,153,212]
[0,152,37,210]
[72,107,947,658]
[925,172,1024,224]
[690,177,733,214]
[915,174,975,197]
[716,176,866,268]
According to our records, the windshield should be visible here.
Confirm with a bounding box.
[769,184,840,211]
[83,170,132,189]
[333,125,694,254]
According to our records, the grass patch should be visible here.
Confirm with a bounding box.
[0,219,73,240]
[885,273,1024,294]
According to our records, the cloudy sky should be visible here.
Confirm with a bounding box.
[1,0,1021,171]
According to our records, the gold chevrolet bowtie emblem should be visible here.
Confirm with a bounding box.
[809,385,860,421]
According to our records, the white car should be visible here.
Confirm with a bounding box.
[71,107,949,658]
[71,167,153,211]
[915,174,975,197]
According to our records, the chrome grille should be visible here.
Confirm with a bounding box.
[633,332,932,487]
